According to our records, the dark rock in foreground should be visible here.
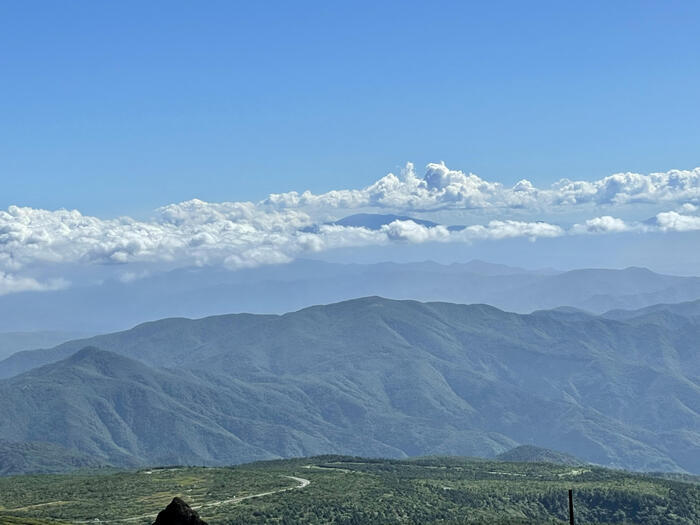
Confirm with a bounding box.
[153,497,207,525]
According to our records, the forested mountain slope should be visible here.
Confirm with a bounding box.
[1,297,697,473]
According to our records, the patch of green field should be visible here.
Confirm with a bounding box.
[0,466,291,524]
[1,456,699,524]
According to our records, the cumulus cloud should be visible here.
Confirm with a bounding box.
[654,211,700,232]
[460,220,564,241]
[2,162,700,294]
[381,221,451,243]
[263,163,700,212]
[0,202,563,277]
[571,209,700,235]
[0,202,314,270]
[571,216,633,234]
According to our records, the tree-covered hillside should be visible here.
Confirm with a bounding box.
[0,297,698,473]
[0,440,102,476]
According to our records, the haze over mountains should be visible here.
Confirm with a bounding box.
[4,259,700,333]
[1,296,698,474]
[0,331,89,361]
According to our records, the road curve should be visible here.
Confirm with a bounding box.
[194,475,310,509]
[71,475,311,523]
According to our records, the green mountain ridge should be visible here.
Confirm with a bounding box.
[0,297,698,474]
[495,445,584,466]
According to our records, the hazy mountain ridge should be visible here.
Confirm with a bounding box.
[0,297,697,474]
[603,297,700,321]
[0,331,90,361]
[2,260,700,333]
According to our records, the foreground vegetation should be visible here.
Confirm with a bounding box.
[1,456,698,524]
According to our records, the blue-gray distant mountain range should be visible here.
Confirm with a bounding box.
[3,258,700,333]
[1,297,697,474]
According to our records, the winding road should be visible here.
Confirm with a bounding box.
[71,475,311,524]
[193,475,310,511]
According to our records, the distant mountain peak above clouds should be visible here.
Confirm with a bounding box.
[332,213,442,229]
[300,212,464,233]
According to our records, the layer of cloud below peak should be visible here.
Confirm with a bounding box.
[2,162,700,294]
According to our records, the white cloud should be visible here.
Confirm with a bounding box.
[263,163,700,212]
[381,221,451,243]
[654,211,700,232]
[2,162,700,294]
[571,216,632,234]
[0,202,314,271]
[459,220,564,241]
[0,203,563,277]
[0,272,68,296]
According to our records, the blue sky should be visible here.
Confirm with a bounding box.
[2,1,699,216]
[1,1,700,294]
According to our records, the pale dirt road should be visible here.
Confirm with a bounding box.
[193,476,310,510]
[69,475,310,524]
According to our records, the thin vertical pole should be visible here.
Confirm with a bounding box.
[568,489,575,525]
